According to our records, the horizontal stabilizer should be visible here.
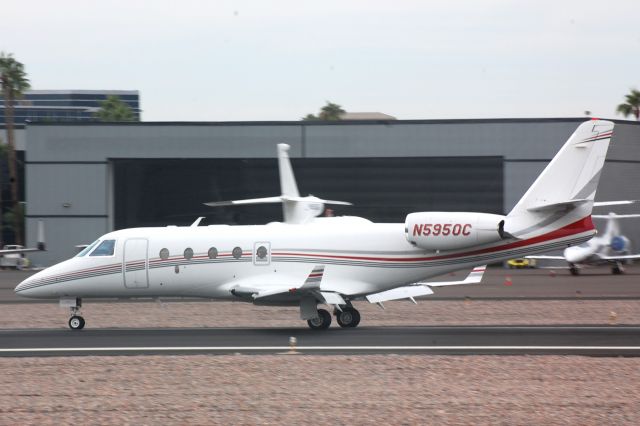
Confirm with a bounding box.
[599,254,640,261]
[527,198,590,212]
[592,214,640,219]
[204,196,284,207]
[594,200,639,207]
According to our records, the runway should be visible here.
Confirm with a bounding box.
[2,326,640,357]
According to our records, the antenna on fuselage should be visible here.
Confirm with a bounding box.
[203,143,352,224]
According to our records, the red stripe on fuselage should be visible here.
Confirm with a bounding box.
[273,217,594,263]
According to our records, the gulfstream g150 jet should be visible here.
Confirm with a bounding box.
[16,120,614,330]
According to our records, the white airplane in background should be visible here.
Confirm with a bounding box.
[15,120,614,330]
[527,210,640,275]
[0,221,46,255]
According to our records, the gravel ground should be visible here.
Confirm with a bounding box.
[1,299,639,329]
[2,300,639,424]
[1,355,639,425]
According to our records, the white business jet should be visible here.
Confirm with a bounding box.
[527,210,640,275]
[15,120,614,330]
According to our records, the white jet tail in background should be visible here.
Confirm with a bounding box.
[205,143,352,224]
[505,119,614,239]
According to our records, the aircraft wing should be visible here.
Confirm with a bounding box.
[230,265,347,305]
[0,247,42,255]
[596,254,640,261]
[365,266,486,304]
[524,255,565,260]
[593,200,639,207]
[0,221,46,254]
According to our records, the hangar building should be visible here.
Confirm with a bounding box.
[22,118,640,266]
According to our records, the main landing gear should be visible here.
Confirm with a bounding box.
[612,262,625,275]
[336,306,361,328]
[305,305,362,330]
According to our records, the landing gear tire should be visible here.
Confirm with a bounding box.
[69,315,85,330]
[612,265,624,275]
[337,308,361,328]
[569,264,579,276]
[307,309,331,330]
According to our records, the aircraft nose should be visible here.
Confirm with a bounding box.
[563,247,582,264]
[14,272,48,298]
[14,277,32,294]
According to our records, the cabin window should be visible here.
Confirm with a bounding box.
[232,246,242,259]
[256,245,267,259]
[159,248,170,260]
[90,239,116,256]
[208,247,218,259]
[184,247,194,260]
[76,240,100,257]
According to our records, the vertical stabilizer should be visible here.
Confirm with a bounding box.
[277,144,300,198]
[506,120,613,237]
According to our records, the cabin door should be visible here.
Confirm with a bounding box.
[123,238,149,289]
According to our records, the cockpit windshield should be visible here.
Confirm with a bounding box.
[76,240,100,257]
[90,239,116,256]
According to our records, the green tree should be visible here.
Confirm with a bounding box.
[94,95,137,121]
[616,89,640,120]
[0,52,30,245]
[302,101,345,121]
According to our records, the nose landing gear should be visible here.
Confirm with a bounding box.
[61,297,85,330]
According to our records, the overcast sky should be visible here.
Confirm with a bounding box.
[2,0,639,121]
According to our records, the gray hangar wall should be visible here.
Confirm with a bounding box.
[24,119,640,266]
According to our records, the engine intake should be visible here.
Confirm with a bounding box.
[405,212,508,251]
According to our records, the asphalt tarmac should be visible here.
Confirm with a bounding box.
[2,326,639,356]
[2,265,639,303]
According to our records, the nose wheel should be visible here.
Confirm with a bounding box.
[69,315,85,330]
[65,298,85,330]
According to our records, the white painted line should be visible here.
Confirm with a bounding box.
[1,346,640,353]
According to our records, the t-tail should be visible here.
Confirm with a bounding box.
[504,119,614,241]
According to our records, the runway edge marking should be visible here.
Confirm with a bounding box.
[2,345,640,353]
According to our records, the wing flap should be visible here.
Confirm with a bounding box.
[366,285,434,303]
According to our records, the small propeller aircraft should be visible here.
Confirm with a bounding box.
[15,120,614,330]
[527,210,640,275]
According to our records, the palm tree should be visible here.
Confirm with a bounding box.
[0,52,30,245]
[94,95,137,121]
[302,101,345,121]
[616,89,640,120]
[319,101,345,120]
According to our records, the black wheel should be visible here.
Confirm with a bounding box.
[337,307,361,328]
[69,315,85,330]
[569,264,579,276]
[612,266,623,275]
[307,309,331,330]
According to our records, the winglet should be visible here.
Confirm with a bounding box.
[420,265,487,287]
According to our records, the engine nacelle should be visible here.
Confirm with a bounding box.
[610,235,630,252]
[405,212,507,251]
